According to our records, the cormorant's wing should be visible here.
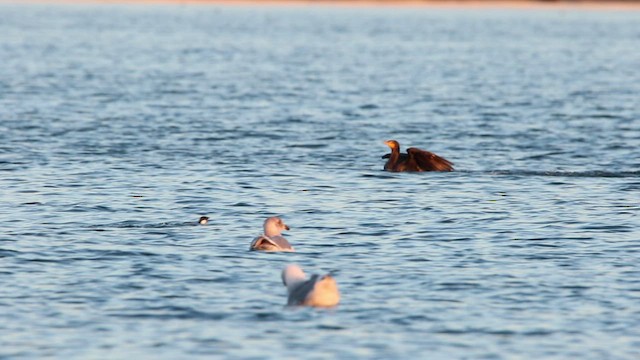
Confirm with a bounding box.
[381,153,409,160]
[407,148,454,171]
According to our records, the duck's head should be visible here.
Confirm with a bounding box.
[263,216,290,236]
[282,264,306,289]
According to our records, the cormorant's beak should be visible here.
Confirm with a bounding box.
[384,140,393,148]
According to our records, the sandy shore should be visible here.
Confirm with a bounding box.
[3,0,640,10]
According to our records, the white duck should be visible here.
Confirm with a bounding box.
[281,265,340,307]
[250,217,294,252]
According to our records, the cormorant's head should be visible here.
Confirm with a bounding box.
[384,140,400,151]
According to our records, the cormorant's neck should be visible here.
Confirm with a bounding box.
[390,147,400,160]
[385,147,400,170]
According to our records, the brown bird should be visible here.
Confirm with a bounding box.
[382,140,454,172]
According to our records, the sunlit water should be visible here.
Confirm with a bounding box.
[1,3,639,359]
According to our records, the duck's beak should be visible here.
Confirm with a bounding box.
[284,224,290,231]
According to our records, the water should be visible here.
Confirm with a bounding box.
[1,3,639,359]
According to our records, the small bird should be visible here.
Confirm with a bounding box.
[282,265,340,307]
[198,216,209,225]
[250,217,294,252]
[382,140,454,172]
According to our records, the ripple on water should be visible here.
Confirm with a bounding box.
[109,307,229,321]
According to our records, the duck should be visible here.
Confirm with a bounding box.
[198,216,209,225]
[382,140,453,172]
[282,264,340,307]
[250,216,294,252]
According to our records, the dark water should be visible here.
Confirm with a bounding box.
[1,3,639,359]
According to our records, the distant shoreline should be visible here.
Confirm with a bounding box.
[3,0,640,10]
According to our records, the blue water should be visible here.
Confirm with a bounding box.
[1,3,639,359]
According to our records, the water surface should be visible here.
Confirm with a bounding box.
[0,4,639,359]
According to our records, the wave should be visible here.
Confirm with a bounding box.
[474,170,640,178]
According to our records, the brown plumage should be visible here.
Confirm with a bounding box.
[382,140,454,172]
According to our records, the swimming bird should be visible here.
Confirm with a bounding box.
[198,216,209,225]
[382,140,454,172]
[282,264,340,307]
[249,216,294,252]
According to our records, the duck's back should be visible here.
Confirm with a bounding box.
[250,235,294,252]
[270,235,293,250]
[287,275,339,307]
